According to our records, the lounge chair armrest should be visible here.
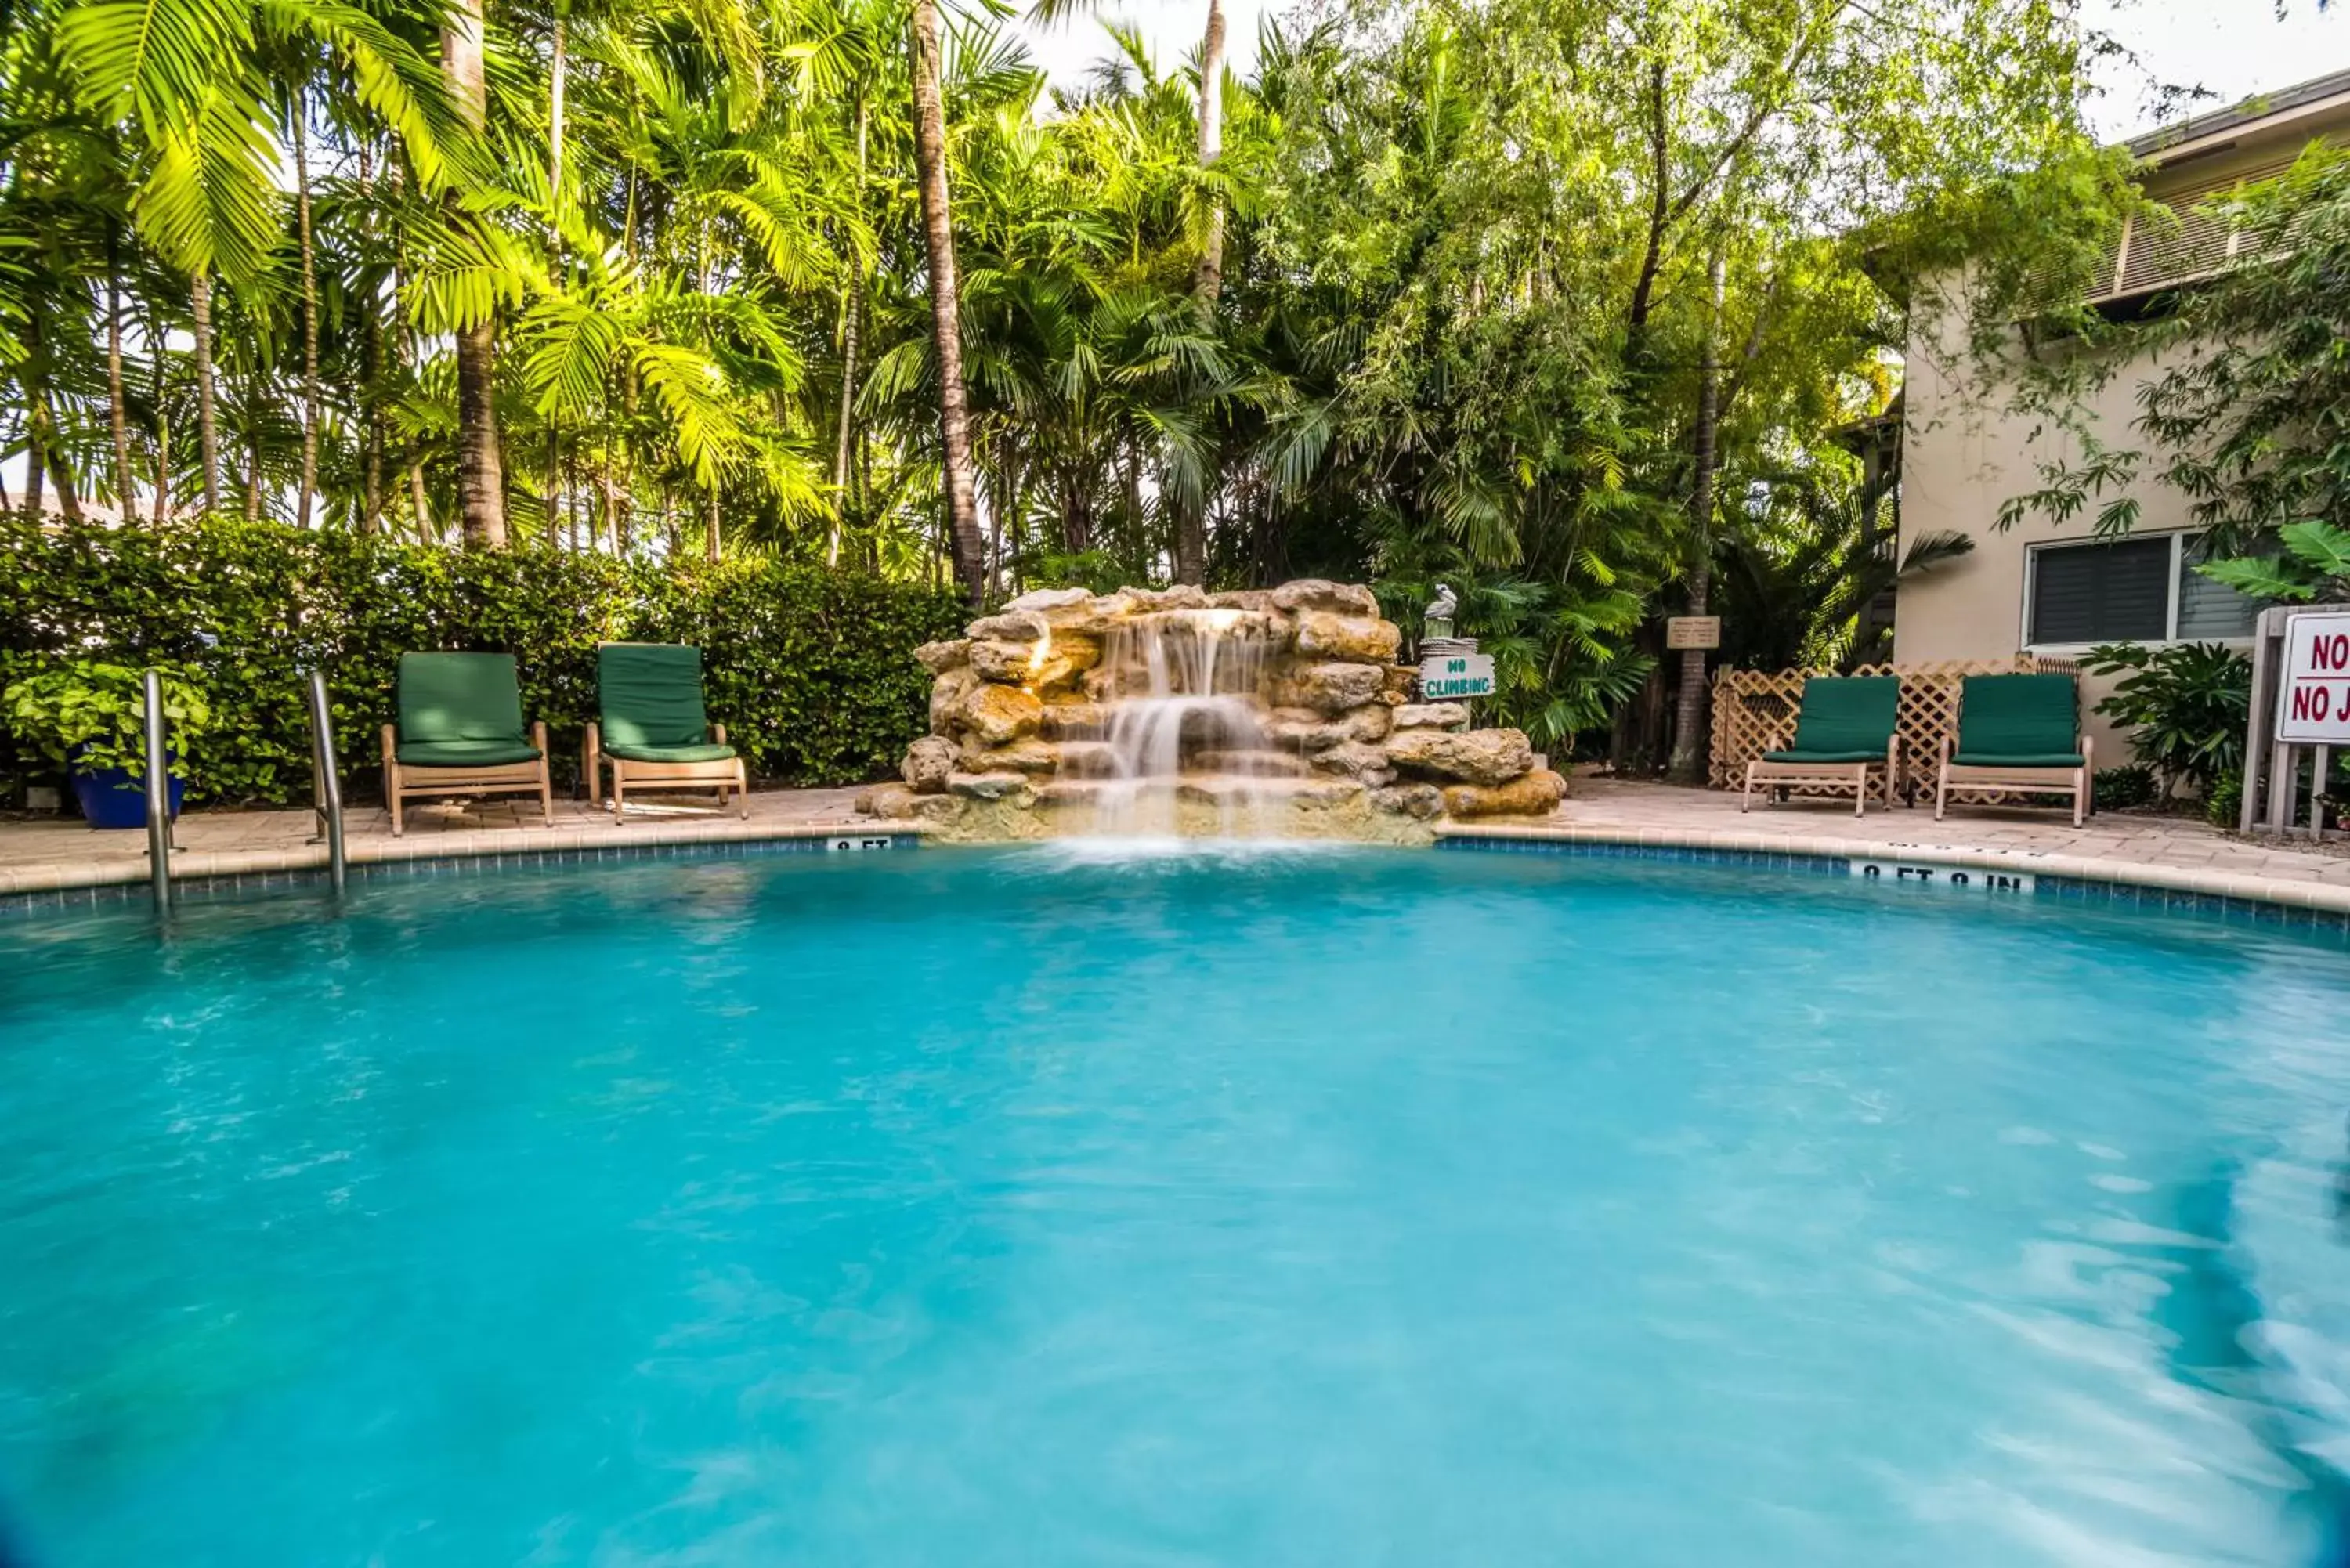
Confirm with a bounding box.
[381,723,397,766]
[711,722,726,745]
[1940,733,1954,764]
[2081,734,2094,767]
[530,720,549,753]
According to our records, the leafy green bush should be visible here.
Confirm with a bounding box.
[2205,768,2243,829]
[0,515,966,805]
[2,660,214,779]
[2082,641,2252,797]
[2092,763,2158,812]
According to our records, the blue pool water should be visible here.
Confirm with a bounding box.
[5,844,2350,1566]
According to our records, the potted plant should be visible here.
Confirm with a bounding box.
[2,660,212,829]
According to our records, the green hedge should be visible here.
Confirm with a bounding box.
[0,515,967,805]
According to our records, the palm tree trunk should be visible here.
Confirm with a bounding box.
[24,309,80,523]
[705,487,720,562]
[548,2,567,208]
[23,427,42,524]
[360,144,383,532]
[105,229,133,517]
[245,358,263,521]
[1668,245,1726,784]
[616,360,637,556]
[909,0,987,604]
[191,270,222,515]
[410,461,434,544]
[294,93,320,530]
[444,0,508,547]
[830,95,869,568]
[149,310,171,526]
[1191,0,1227,307]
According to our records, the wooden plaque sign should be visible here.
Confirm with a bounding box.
[1665,616,1721,651]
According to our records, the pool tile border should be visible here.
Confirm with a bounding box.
[12,810,2348,936]
[0,829,922,916]
[1434,823,2350,935]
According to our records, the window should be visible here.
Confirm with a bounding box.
[2081,153,2301,305]
[2025,533,2262,647]
[2176,539,2264,639]
[2028,537,2171,643]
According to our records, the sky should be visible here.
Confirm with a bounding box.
[1010,0,2350,144]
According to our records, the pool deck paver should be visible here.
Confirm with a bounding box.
[1441,775,2350,915]
[6,772,2350,914]
[0,786,884,894]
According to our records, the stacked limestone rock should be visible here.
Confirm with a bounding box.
[861,579,1567,839]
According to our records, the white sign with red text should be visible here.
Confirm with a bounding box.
[2278,613,2350,743]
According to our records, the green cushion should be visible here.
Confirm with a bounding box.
[599,643,714,753]
[1952,751,2085,769]
[605,740,737,764]
[398,652,530,752]
[1787,676,1899,756]
[397,739,543,768]
[1762,749,1885,764]
[1956,674,2079,761]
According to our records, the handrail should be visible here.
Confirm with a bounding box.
[143,668,172,914]
[305,668,347,897]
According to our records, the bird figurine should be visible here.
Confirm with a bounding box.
[1424,583,1459,642]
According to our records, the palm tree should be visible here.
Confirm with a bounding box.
[440,0,508,546]
[47,0,467,522]
[1191,0,1226,307]
[909,0,985,599]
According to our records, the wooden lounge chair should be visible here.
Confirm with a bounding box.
[1934,672,2095,828]
[584,643,749,823]
[1741,675,1903,817]
[381,652,554,836]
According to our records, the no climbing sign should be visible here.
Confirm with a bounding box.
[2278,612,2350,743]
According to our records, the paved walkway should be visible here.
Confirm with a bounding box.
[0,787,882,895]
[6,773,2349,912]
[1443,775,2350,912]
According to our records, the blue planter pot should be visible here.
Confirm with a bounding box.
[70,758,185,830]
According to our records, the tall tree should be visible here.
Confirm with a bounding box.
[442,0,508,546]
[1668,243,1724,782]
[191,270,222,514]
[910,0,985,599]
[1192,0,1227,306]
[291,82,320,529]
[103,224,132,514]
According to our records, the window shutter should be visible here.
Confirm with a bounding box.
[2120,172,2241,294]
[2120,155,2301,295]
[2176,537,2265,639]
[2030,538,2172,644]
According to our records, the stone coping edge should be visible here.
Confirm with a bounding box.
[1434,822,2350,917]
[0,819,932,896]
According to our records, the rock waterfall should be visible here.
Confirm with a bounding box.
[861,580,1566,841]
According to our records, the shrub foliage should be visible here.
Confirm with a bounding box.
[0,517,967,804]
[2082,640,2252,798]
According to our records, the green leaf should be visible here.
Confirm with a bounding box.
[2195,553,2318,602]
[2278,519,2350,581]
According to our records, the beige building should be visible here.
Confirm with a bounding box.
[1892,70,2350,759]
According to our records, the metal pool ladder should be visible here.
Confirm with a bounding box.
[305,668,348,897]
[143,669,172,913]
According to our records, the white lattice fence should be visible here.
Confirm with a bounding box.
[1708,657,2078,795]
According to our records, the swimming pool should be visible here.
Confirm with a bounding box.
[3,844,2348,1566]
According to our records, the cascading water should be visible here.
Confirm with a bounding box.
[1074,610,1288,836]
[881,578,1564,844]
